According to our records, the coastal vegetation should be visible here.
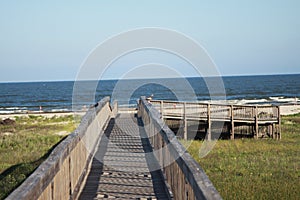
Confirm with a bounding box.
[0,115,77,199]
[0,113,299,199]
[182,113,300,199]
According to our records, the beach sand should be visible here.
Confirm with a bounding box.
[280,105,300,116]
[0,111,85,120]
[1,105,300,120]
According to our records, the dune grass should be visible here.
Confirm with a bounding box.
[181,113,300,200]
[0,115,78,199]
[1,113,299,199]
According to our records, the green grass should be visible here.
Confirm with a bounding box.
[182,114,300,200]
[0,115,78,199]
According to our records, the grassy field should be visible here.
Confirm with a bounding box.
[181,113,300,200]
[0,115,77,199]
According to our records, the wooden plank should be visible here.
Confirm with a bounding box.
[255,106,259,139]
[277,106,281,140]
[183,102,188,140]
[231,105,235,140]
[207,104,211,141]
[78,114,172,199]
[160,100,164,119]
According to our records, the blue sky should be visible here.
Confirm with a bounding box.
[0,0,299,82]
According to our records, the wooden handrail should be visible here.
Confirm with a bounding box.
[150,100,280,121]
[7,97,115,200]
[138,97,222,200]
[150,99,281,140]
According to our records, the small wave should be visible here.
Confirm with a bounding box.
[269,97,285,100]
[194,97,299,106]
[0,106,29,114]
[239,99,269,105]
[0,110,15,114]
[269,97,298,103]
[0,110,28,114]
[1,107,28,110]
[50,109,70,112]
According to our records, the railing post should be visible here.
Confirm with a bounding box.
[207,104,211,141]
[277,106,281,140]
[271,124,275,139]
[255,106,259,139]
[230,105,234,140]
[183,102,188,140]
[160,100,164,119]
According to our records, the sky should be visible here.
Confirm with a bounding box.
[0,0,299,82]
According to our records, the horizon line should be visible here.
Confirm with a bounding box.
[0,72,299,84]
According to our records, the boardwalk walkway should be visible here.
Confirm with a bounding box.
[7,98,221,200]
[79,113,172,199]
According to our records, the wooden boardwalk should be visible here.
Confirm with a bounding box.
[7,97,221,200]
[150,100,281,140]
[79,113,172,199]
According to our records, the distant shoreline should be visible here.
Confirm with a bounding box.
[1,105,299,120]
[0,74,299,116]
[0,111,85,120]
[0,97,299,115]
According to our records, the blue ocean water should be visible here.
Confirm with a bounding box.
[0,74,299,113]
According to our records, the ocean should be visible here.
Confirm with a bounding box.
[0,74,299,114]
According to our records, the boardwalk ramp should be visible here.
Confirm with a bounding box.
[7,97,221,200]
[79,113,172,199]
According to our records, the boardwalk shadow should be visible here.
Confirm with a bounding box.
[137,117,173,200]
[78,118,115,200]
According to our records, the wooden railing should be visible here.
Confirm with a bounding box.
[7,97,116,200]
[150,100,281,140]
[150,100,280,122]
[138,97,222,200]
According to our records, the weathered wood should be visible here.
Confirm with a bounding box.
[111,100,118,117]
[140,97,222,200]
[7,97,114,200]
[150,100,280,123]
[255,106,259,139]
[184,102,188,140]
[161,100,164,119]
[277,106,281,140]
[150,100,280,140]
[230,105,235,140]
[271,124,275,139]
[207,104,212,141]
[78,113,172,199]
